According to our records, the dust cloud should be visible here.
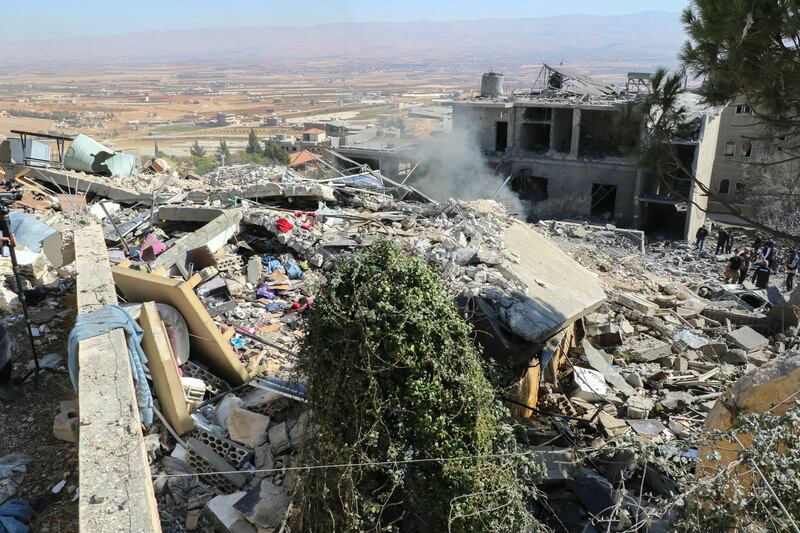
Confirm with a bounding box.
[406,127,529,217]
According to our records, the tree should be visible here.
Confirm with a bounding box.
[189,140,205,158]
[293,242,544,532]
[215,139,231,165]
[245,128,260,154]
[681,1,800,137]
[262,141,290,165]
[679,1,800,241]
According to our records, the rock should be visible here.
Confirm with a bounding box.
[450,248,476,266]
[597,411,629,437]
[721,348,748,365]
[205,492,255,533]
[53,400,78,443]
[661,391,694,410]
[746,351,770,367]
[625,396,654,419]
[216,394,244,428]
[227,408,270,448]
[233,479,290,529]
[672,357,689,372]
[571,227,588,238]
[625,373,644,389]
[0,286,20,313]
[725,326,769,353]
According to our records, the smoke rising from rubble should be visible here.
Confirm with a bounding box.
[408,126,530,217]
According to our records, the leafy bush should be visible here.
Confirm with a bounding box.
[293,241,544,532]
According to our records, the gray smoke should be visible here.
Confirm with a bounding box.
[406,126,529,217]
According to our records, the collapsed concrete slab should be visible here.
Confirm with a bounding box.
[151,208,243,271]
[74,224,160,532]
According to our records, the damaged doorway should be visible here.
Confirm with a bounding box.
[591,183,616,219]
[495,121,508,152]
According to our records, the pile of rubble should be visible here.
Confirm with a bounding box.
[2,154,799,532]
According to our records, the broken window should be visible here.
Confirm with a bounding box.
[740,142,752,158]
[495,121,508,152]
[723,142,735,156]
[719,179,730,194]
[511,174,548,203]
[591,183,616,218]
[520,123,550,153]
[523,107,552,122]
[735,105,752,115]
[736,181,746,194]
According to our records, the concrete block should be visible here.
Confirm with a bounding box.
[623,335,671,362]
[721,348,748,365]
[246,256,262,285]
[725,326,769,353]
[205,492,255,533]
[746,351,770,367]
[617,292,659,316]
[700,342,727,357]
[233,479,290,529]
[268,422,292,454]
[227,408,270,449]
[187,438,246,489]
[625,396,654,420]
[585,323,624,347]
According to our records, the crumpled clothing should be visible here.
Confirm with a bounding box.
[265,302,290,313]
[230,335,246,349]
[285,258,304,280]
[262,256,283,274]
[0,500,33,533]
[256,285,275,299]
[67,305,153,426]
[0,455,30,508]
[275,218,293,233]
[139,233,167,261]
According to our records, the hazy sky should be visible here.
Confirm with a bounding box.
[5,0,690,40]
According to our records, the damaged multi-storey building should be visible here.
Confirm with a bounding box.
[450,65,721,239]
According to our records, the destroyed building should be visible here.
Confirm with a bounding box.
[450,66,720,240]
[1,107,800,531]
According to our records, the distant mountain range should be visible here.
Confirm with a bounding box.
[0,11,686,68]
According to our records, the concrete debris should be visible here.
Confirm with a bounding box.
[5,142,800,533]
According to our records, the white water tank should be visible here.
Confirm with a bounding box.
[480,72,504,97]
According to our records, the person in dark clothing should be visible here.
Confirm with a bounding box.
[787,250,799,291]
[751,261,772,289]
[0,321,16,401]
[695,225,709,251]
[754,237,762,254]
[762,240,775,263]
[715,227,729,255]
[725,232,734,254]
[738,250,750,284]
[725,253,743,282]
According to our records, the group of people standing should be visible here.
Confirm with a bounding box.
[695,224,799,292]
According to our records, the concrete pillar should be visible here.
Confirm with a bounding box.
[632,168,643,228]
[569,109,581,160]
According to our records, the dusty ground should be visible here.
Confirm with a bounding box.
[0,295,78,532]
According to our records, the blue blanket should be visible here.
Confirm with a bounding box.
[67,305,153,425]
